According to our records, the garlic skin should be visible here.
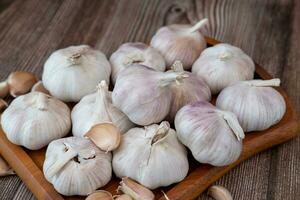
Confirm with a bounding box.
[43,137,112,196]
[113,121,189,189]
[167,61,211,121]
[110,42,166,84]
[0,81,9,98]
[175,101,244,166]
[112,64,188,125]
[216,79,286,132]
[192,43,255,94]
[1,92,71,150]
[72,81,134,137]
[42,45,111,102]
[150,19,208,69]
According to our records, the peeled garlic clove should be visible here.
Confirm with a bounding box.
[192,43,255,94]
[175,101,244,166]
[112,64,187,125]
[113,121,189,189]
[72,80,134,137]
[42,45,111,102]
[0,156,14,176]
[7,71,38,97]
[31,80,50,95]
[110,42,166,84]
[43,137,112,196]
[216,79,286,132]
[85,123,121,152]
[118,177,155,200]
[0,99,8,112]
[113,194,133,200]
[150,18,208,69]
[208,185,233,200]
[167,61,211,121]
[0,81,9,98]
[1,92,71,150]
[86,190,113,200]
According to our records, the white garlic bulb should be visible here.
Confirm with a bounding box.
[43,137,112,196]
[112,64,188,125]
[216,79,286,132]
[42,45,111,102]
[72,80,134,137]
[175,101,244,166]
[150,18,208,69]
[1,92,71,150]
[113,121,189,189]
[192,43,255,94]
[110,42,166,84]
[167,61,211,121]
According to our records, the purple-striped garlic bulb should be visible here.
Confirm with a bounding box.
[110,42,166,84]
[112,64,188,125]
[175,101,244,166]
[150,18,208,70]
[192,43,255,94]
[216,79,286,132]
[166,61,211,121]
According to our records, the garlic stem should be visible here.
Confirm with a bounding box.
[218,52,232,61]
[243,78,280,87]
[151,121,170,145]
[171,60,184,72]
[188,18,209,33]
[94,80,111,122]
[47,143,78,178]
[35,92,48,111]
[68,53,82,65]
[216,110,245,141]
[123,52,145,66]
[159,72,189,87]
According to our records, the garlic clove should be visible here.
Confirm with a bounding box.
[85,123,121,152]
[113,194,133,200]
[86,190,113,200]
[0,99,8,112]
[31,80,50,95]
[0,81,9,98]
[0,156,14,176]
[208,185,233,200]
[118,177,155,200]
[7,71,38,97]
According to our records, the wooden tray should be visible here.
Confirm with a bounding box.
[0,37,299,200]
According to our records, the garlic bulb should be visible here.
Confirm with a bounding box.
[175,101,244,166]
[192,43,255,94]
[43,137,112,196]
[216,79,286,132]
[1,92,71,150]
[113,121,189,189]
[150,18,208,69]
[167,61,211,121]
[112,64,188,125]
[72,81,134,137]
[42,45,111,102]
[110,42,166,84]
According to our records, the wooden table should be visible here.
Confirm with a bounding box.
[0,0,299,199]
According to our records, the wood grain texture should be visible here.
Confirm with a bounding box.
[0,0,299,199]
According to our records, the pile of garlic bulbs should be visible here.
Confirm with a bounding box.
[0,18,287,198]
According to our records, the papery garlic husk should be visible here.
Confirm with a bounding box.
[216,79,286,132]
[150,18,208,69]
[167,61,211,121]
[72,80,134,137]
[118,177,155,200]
[0,156,14,176]
[113,121,189,189]
[86,190,113,200]
[43,137,112,196]
[110,42,166,84]
[192,43,255,94]
[7,71,38,97]
[1,92,71,150]
[112,64,188,125]
[42,45,111,102]
[31,80,50,95]
[175,101,244,166]
[0,81,9,98]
